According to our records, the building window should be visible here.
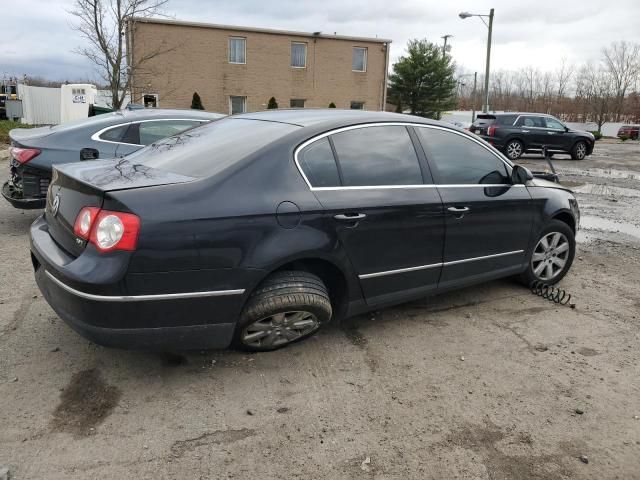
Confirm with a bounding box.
[290,99,305,108]
[350,101,364,110]
[230,96,246,114]
[352,47,367,72]
[291,42,307,68]
[229,37,246,64]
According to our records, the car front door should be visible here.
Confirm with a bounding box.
[296,125,445,304]
[543,116,571,152]
[414,126,534,289]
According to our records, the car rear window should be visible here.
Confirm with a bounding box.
[127,118,299,178]
[472,114,496,127]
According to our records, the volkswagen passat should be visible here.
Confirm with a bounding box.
[30,110,579,351]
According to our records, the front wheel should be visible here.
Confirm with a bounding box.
[571,141,587,160]
[520,220,575,286]
[505,139,524,160]
[233,271,332,351]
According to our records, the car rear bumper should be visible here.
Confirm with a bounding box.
[2,181,46,209]
[30,215,255,350]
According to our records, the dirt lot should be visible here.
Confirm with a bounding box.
[0,141,639,479]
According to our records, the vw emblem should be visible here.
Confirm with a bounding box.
[51,194,60,216]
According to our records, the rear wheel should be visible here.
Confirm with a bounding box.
[233,271,332,351]
[571,141,587,160]
[505,139,524,160]
[520,220,575,286]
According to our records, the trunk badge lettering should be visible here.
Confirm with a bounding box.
[51,194,60,216]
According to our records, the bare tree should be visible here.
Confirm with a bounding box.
[69,0,170,109]
[581,62,615,133]
[602,41,640,121]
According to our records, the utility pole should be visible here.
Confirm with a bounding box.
[472,72,478,122]
[483,9,494,113]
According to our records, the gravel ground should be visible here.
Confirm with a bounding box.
[0,141,639,479]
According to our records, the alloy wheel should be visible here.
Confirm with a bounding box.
[507,141,523,159]
[241,311,319,348]
[531,232,570,281]
[575,142,587,159]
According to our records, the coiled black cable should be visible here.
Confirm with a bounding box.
[530,281,574,307]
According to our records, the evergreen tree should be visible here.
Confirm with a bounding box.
[267,96,278,109]
[328,102,336,108]
[190,92,204,110]
[388,39,457,119]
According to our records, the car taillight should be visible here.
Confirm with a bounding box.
[73,207,140,252]
[10,147,41,164]
[487,125,498,137]
[73,206,101,239]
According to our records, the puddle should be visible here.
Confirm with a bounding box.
[51,369,121,436]
[557,167,640,181]
[579,215,640,239]
[572,183,640,198]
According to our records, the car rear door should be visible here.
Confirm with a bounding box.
[297,124,445,304]
[414,126,534,288]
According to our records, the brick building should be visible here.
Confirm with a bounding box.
[126,18,391,114]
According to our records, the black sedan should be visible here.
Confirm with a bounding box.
[30,109,579,352]
[3,108,223,209]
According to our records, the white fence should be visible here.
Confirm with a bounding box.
[17,84,61,125]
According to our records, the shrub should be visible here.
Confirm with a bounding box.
[620,134,629,142]
[328,102,336,108]
[267,97,278,109]
[190,92,204,110]
[589,130,602,140]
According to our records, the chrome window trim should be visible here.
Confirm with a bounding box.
[294,122,514,191]
[45,270,245,302]
[359,262,442,279]
[91,118,207,147]
[358,250,524,280]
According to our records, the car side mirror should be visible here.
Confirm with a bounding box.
[511,165,533,184]
[564,126,570,132]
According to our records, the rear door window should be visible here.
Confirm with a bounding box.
[330,125,423,186]
[516,116,545,128]
[298,138,341,187]
[416,127,509,185]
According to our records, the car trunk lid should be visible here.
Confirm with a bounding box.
[9,126,55,145]
[45,159,196,257]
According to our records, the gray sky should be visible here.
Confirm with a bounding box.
[2,0,640,82]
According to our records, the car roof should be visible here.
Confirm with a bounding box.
[234,109,450,129]
[484,112,554,117]
[115,108,224,120]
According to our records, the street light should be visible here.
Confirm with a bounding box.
[441,34,453,55]
[459,8,494,113]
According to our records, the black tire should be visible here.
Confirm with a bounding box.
[520,220,575,286]
[232,271,332,351]
[570,141,587,160]
[505,139,524,160]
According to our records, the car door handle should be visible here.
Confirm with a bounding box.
[447,207,470,213]
[521,129,530,133]
[334,213,367,222]
[547,131,556,135]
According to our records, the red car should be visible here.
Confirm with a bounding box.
[617,125,639,140]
